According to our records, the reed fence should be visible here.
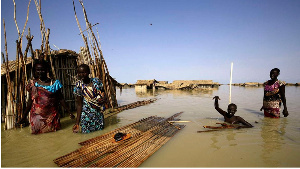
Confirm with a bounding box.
[1,0,118,130]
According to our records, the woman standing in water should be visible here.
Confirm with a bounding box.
[18,59,71,134]
[73,64,106,133]
[260,68,288,118]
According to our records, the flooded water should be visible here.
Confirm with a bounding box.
[1,86,300,167]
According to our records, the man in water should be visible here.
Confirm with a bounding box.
[213,96,253,129]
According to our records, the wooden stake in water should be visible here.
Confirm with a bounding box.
[229,62,233,104]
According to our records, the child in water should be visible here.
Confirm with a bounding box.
[213,96,253,128]
[73,64,107,133]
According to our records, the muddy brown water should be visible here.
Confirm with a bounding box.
[1,86,300,167]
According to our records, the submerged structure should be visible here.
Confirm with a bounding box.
[135,79,159,90]
[135,79,219,90]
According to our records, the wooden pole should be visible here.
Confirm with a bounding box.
[20,0,31,41]
[229,62,233,104]
[34,0,46,51]
[72,0,95,77]
[74,0,118,108]
[12,0,20,37]
[25,28,34,82]
[16,40,26,122]
[3,19,15,129]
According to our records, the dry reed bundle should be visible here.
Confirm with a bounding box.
[197,123,237,133]
[53,116,157,166]
[117,125,182,168]
[2,0,57,129]
[55,120,160,167]
[91,124,180,167]
[104,98,158,119]
[53,112,185,167]
[2,0,33,129]
[13,0,31,127]
[73,0,118,108]
[78,116,158,146]
[2,19,15,130]
[203,123,236,129]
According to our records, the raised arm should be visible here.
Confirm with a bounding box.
[213,96,226,116]
[279,85,288,117]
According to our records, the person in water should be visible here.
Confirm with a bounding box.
[260,68,288,118]
[213,96,253,128]
[18,59,72,134]
[73,64,106,133]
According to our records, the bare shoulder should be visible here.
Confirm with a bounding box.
[236,116,245,120]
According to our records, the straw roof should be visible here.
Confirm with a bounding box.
[51,49,79,57]
[136,79,158,86]
[1,57,33,76]
[1,49,80,76]
[157,81,168,84]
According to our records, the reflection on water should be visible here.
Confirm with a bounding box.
[260,118,287,167]
[135,87,216,98]
[210,129,237,150]
[1,86,300,167]
[211,132,221,150]
[104,115,121,127]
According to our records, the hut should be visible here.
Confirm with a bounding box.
[155,80,219,90]
[172,80,219,89]
[1,0,119,130]
[1,50,79,122]
[135,79,159,90]
[157,81,168,84]
[241,82,260,87]
[49,49,79,111]
[1,49,120,125]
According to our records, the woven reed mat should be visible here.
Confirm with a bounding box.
[53,112,185,167]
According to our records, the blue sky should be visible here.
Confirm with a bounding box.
[1,0,300,84]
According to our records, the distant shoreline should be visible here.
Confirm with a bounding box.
[229,82,299,87]
[119,82,299,87]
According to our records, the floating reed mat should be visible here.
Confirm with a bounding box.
[53,112,185,167]
[103,98,158,119]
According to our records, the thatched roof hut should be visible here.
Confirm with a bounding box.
[135,79,159,90]
[1,49,80,123]
[136,79,158,86]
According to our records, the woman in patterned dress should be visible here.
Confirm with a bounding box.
[260,68,288,118]
[18,59,71,134]
[73,64,106,133]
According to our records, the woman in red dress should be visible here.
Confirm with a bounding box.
[18,59,72,134]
